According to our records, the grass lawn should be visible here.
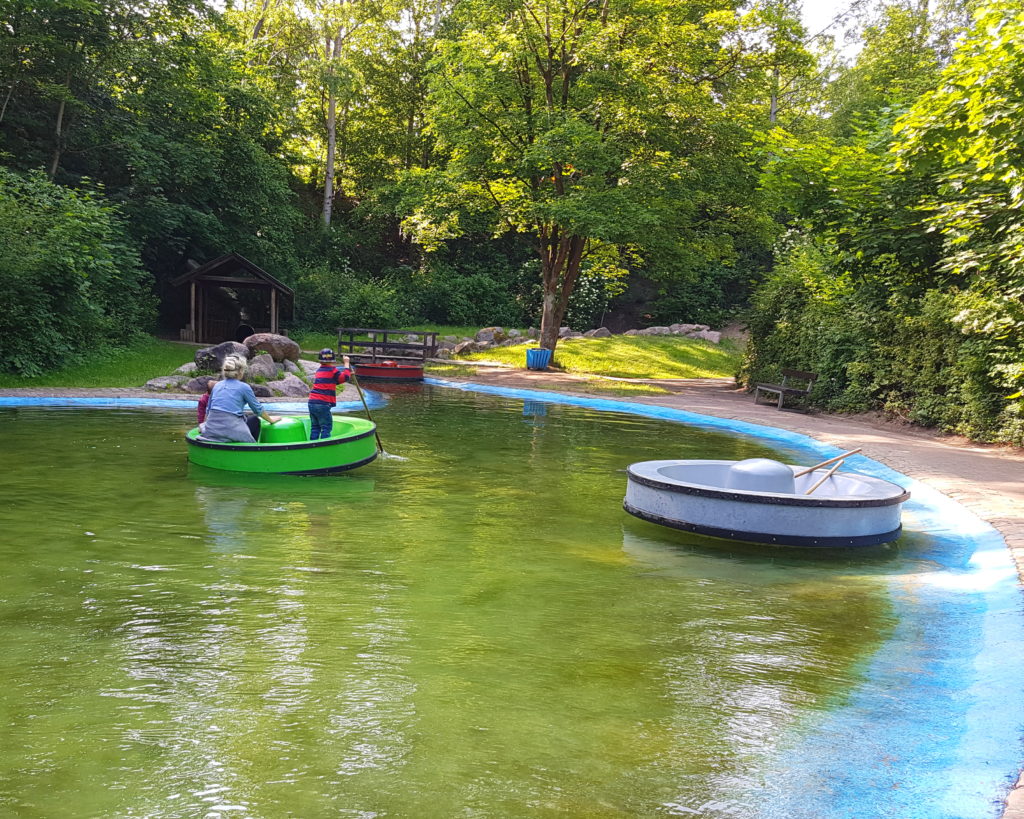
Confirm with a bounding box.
[425,361,671,396]
[0,337,198,388]
[461,335,741,379]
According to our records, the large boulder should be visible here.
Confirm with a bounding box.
[584,327,612,338]
[251,384,273,398]
[185,375,218,394]
[557,326,573,338]
[475,326,506,344]
[195,341,249,373]
[623,329,640,336]
[145,375,189,391]
[243,333,300,362]
[175,362,198,375]
[692,329,722,344]
[283,359,306,380]
[297,359,319,378]
[639,326,671,336]
[247,352,278,381]
[265,373,309,397]
[453,340,480,355]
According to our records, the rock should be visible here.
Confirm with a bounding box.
[243,332,300,362]
[584,327,612,338]
[265,373,308,397]
[175,362,198,375]
[694,324,710,331]
[527,327,538,338]
[558,326,572,338]
[639,326,671,336]
[251,384,273,398]
[435,348,452,359]
[453,340,477,356]
[195,341,249,373]
[565,331,584,339]
[145,375,189,391]
[672,323,697,334]
[247,352,278,381]
[694,329,721,344]
[404,333,419,343]
[185,375,218,394]
[297,359,319,377]
[475,326,506,344]
[443,335,459,343]
[283,360,306,380]
[507,328,521,338]
[623,329,640,336]
[438,339,456,351]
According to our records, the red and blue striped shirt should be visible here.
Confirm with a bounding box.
[308,364,351,405]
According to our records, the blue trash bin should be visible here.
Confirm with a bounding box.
[526,348,552,370]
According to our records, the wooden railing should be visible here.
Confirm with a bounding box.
[336,328,439,363]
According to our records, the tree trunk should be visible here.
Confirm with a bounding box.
[322,88,337,225]
[321,31,343,226]
[537,229,586,352]
[47,95,67,180]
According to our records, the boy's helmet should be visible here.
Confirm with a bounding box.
[318,348,336,363]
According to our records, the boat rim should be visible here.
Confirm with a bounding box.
[185,425,376,453]
[626,460,910,509]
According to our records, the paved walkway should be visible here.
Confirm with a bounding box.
[3,373,1023,813]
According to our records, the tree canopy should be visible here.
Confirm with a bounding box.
[2,0,1022,441]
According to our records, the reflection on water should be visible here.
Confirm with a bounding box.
[0,393,930,816]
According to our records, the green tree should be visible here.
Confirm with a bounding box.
[399,0,796,350]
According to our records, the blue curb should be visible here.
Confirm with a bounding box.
[0,393,388,412]
[427,377,1024,818]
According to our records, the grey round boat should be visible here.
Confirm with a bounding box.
[623,458,910,547]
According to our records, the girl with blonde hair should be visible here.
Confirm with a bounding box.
[200,355,280,443]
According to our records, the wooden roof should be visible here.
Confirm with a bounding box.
[170,253,294,296]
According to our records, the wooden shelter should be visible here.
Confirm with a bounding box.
[172,253,293,344]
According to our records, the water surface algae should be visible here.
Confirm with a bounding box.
[2,384,1023,817]
[430,378,1024,819]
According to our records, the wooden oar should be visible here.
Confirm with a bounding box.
[805,460,843,495]
[350,371,385,453]
[793,448,862,478]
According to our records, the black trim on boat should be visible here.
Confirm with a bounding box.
[626,469,910,508]
[186,427,376,452]
[622,501,902,547]
[281,452,379,475]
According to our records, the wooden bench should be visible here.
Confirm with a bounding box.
[754,368,818,410]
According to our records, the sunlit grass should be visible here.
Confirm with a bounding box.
[461,336,741,379]
[0,337,198,388]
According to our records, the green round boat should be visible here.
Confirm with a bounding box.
[186,415,378,475]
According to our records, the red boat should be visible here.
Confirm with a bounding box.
[354,360,424,382]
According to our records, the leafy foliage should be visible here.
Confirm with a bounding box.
[0,169,154,375]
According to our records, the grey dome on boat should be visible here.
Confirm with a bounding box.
[724,458,796,494]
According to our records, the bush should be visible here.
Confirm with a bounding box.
[0,170,155,376]
[294,262,411,330]
[743,238,1024,444]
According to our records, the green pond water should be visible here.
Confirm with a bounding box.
[0,388,903,817]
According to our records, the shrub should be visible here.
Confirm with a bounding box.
[0,170,155,376]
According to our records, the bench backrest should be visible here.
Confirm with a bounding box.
[780,368,818,390]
